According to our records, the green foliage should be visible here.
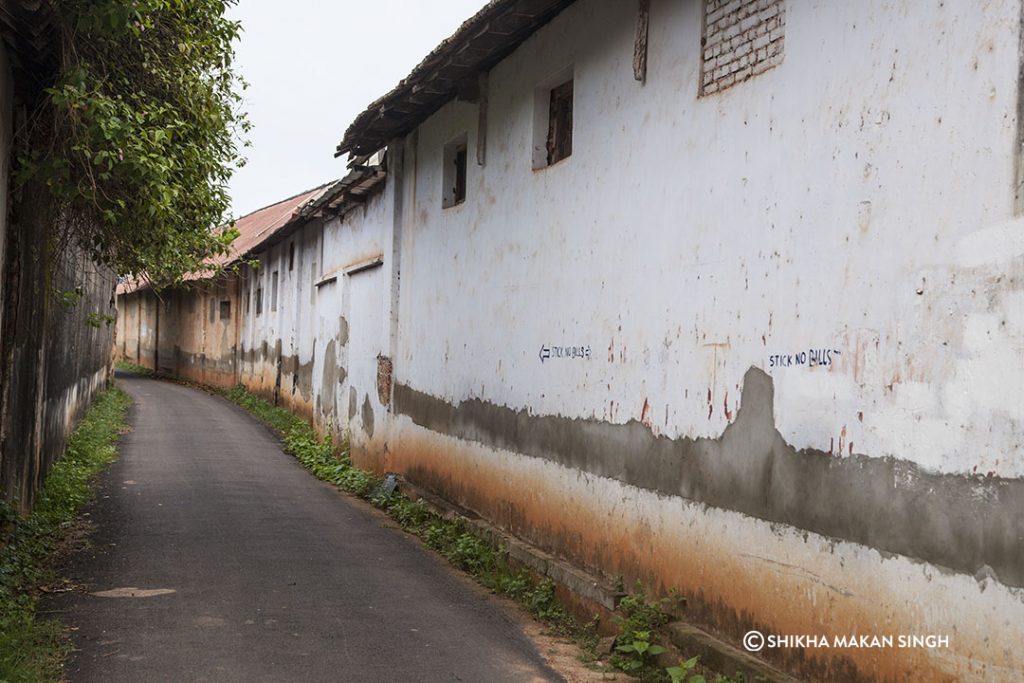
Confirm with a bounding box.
[222,384,582,637]
[617,593,671,636]
[667,656,702,683]
[615,630,667,671]
[385,497,432,530]
[114,359,155,376]
[611,594,672,679]
[0,387,130,682]
[58,288,83,310]
[17,0,249,284]
[86,312,116,328]
[224,384,748,681]
[221,386,382,499]
[523,578,565,623]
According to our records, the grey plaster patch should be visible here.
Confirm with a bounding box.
[338,316,349,346]
[362,394,375,438]
[393,367,1024,588]
[320,340,337,416]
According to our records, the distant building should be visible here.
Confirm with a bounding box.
[118,1,1024,680]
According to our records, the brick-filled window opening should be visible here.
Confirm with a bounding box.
[219,300,231,320]
[700,0,785,96]
[442,133,468,208]
[546,79,573,165]
[271,270,279,312]
[208,296,216,324]
[255,286,263,316]
[244,290,251,315]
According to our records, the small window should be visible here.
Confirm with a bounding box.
[209,297,216,324]
[244,290,250,314]
[532,70,574,169]
[442,133,468,208]
[271,271,279,312]
[546,80,573,165]
[219,300,231,320]
[255,287,263,316]
[288,242,295,272]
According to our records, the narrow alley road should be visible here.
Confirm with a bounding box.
[51,373,563,683]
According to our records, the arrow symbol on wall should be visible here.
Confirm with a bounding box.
[539,345,550,363]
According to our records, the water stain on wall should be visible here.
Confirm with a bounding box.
[394,367,1024,588]
[321,339,337,417]
[348,386,358,420]
[362,394,375,438]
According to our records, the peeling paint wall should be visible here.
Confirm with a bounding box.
[112,1,1024,679]
[385,0,1024,681]
[228,185,394,445]
[230,184,397,455]
[117,179,398,457]
[116,279,241,389]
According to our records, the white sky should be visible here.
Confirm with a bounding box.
[226,0,489,217]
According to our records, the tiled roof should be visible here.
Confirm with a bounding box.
[116,183,333,295]
[336,0,577,158]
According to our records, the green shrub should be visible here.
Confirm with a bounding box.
[0,386,130,682]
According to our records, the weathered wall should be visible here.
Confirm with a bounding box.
[110,1,1024,679]
[173,281,241,386]
[114,288,157,371]
[235,184,395,457]
[115,279,241,388]
[115,179,396,461]
[0,38,11,348]
[237,223,326,418]
[0,40,116,511]
[383,0,1024,681]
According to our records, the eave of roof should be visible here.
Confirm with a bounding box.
[298,164,387,219]
[335,0,578,158]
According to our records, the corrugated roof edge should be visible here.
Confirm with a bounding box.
[335,0,578,158]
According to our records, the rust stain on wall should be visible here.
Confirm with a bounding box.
[388,428,967,683]
[393,369,1024,590]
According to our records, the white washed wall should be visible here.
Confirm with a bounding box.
[399,0,1022,478]
[386,0,1024,680]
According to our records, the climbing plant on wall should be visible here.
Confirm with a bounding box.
[16,0,249,284]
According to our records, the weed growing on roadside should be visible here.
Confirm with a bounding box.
[114,360,155,376]
[221,386,585,635]
[667,656,702,683]
[609,593,672,679]
[221,384,740,683]
[0,386,130,682]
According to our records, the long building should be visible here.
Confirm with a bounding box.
[116,1,1024,680]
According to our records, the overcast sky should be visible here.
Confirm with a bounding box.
[226,0,488,217]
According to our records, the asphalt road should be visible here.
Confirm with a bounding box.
[51,373,562,683]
